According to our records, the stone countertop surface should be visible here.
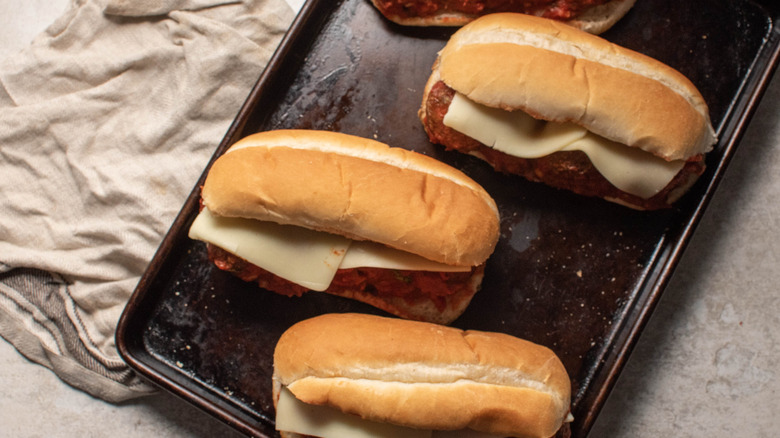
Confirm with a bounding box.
[1,1,778,437]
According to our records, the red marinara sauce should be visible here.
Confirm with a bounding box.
[207,244,481,312]
[375,0,610,21]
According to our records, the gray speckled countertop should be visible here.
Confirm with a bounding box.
[590,67,780,437]
[1,1,779,437]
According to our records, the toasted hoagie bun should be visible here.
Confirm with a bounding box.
[273,313,572,438]
[189,130,500,324]
[419,13,717,210]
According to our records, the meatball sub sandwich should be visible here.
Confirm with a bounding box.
[370,0,636,34]
[273,313,572,438]
[419,13,717,210]
[189,130,500,324]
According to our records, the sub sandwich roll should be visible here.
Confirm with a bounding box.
[370,0,636,34]
[189,130,500,324]
[273,313,572,438]
[419,13,717,210]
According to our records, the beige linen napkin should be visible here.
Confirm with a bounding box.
[0,0,293,402]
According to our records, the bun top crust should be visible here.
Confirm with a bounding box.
[201,129,500,267]
[273,313,571,437]
[435,13,717,161]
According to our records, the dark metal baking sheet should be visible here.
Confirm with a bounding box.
[116,0,780,436]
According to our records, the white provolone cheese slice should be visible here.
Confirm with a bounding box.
[341,241,470,272]
[443,93,684,199]
[189,208,469,291]
[565,133,684,199]
[276,386,430,438]
[188,208,350,291]
[276,387,504,438]
[444,93,588,159]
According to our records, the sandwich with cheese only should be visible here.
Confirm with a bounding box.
[419,13,717,210]
[370,0,636,34]
[188,129,500,325]
[273,313,572,438]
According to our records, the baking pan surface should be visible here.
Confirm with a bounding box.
[117,0,780,436]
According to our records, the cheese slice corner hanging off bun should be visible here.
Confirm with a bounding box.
[190,129,501,324]
[272,313,572,438]
[370,0,636,35]
[419,13,717,210]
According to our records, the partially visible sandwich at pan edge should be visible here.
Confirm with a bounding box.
[272,313,573,438]
[370,0,636,34]
[188,129,501,325]
[419,13,717,210]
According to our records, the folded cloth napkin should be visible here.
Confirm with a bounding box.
[0,0,293,402]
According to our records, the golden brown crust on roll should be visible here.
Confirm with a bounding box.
[370,0,636,35]
[432,13,716,162]
[273,313,571,438]
[201,129,500,267]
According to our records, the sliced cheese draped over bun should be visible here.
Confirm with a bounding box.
[276,385,531,438]
[434,13,717,162]
[273,313,572,438]
[443,91,684,199]
[189,207,471,292]
[200,130,500,268]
